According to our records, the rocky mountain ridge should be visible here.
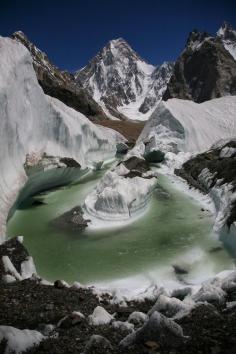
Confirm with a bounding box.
[12,31,107,121]
[163,22,236,102]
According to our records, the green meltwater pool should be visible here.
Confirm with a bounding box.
[7,168,235,288]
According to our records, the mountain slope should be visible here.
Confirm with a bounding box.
[76,38,173,121]
[163,24,236,103]
[11,31,107,121]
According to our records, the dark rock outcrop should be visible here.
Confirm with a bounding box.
[175,140,236,227]
[122,156,149,174]
[144,149,165,163]
[50,206,90,232]
[0,237,29,279]
[116,142,129,155]
[163,27,236,103]
[11,31,107,121]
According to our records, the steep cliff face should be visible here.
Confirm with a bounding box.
[11,31,107,121]
[0,36,123,240]
[163,24,236,103]
[76,38,173,120]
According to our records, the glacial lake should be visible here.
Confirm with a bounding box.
[7,167,235,289]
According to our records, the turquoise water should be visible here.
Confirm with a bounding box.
[7,170,234,286]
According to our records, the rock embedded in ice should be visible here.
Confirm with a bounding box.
[122,156,149,173]
[116,142,129,155]
[192,283,227,305]
[144,149,165,163]
[148,295,192,319]
[112,320,134,333]
[51,206,90,232]
[88,306,115,326]
[128,311,148,326]
[171,287,192,301]
[120,311,185,347]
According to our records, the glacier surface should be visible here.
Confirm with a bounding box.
[138,97,236,155]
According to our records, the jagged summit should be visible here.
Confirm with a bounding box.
[186,30,211,49]
[217,21,236,60]
[75,38,172,120]
[217,21,236,41]
[163,23,236,103]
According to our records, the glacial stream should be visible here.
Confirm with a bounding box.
[7,167,235,291]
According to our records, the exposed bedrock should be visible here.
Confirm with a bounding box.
[50,206,90,232]
[163,28,236,103]
[175,140,236,231]
[12,31,107,121]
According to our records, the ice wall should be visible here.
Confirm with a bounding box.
[0,36,123,240]
[138,97,236,154]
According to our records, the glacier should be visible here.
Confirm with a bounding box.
[137,97,236,156]
[0,36,124,241]
[83,95,236,225]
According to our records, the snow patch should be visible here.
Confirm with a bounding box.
[0,326,45,354]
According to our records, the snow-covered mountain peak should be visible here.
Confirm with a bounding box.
[76,39,172,120]
[217,22,236,41]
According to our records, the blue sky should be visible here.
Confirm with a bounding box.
[1,0,236,72]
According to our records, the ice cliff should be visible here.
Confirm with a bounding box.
[0,36,123,241]
[138,97,236,155]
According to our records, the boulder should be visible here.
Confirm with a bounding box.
[88,306,115,326]
[120,311,185,347]
[144,149,165,163]
[128,311,148,326]
[116,142,129,155]
[84,335,112,353]
[51,206,90,232]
